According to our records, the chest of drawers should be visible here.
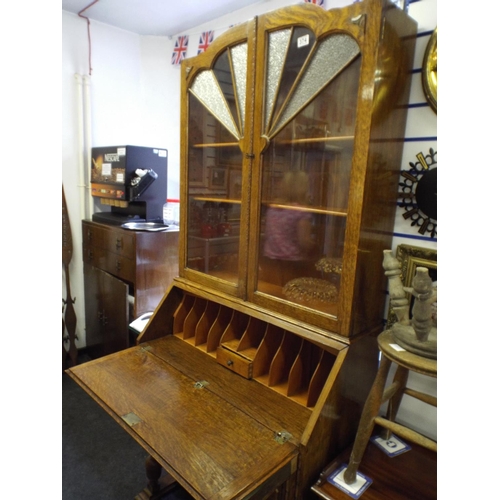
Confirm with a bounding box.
[82,220,179,356]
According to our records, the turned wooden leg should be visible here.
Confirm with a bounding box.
[380,365,409,440]
[145,455,162,494]
[135,455,179,500]
[343,355,392,485]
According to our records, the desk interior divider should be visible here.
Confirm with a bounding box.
[172,291,337,409]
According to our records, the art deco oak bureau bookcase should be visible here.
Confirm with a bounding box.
[67,1,416,498]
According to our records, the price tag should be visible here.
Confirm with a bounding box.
[297,34,309,48]
[390,343,406,352]
[327,464,373,499]
[371,434,411,457]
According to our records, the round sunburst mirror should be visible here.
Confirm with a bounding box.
[422,28,437,113]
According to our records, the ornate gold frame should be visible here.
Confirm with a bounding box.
[209,167,228,190]
[386,244,437,329]
[422,28,437,113]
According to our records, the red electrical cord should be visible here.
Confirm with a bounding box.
[78,0,100,75]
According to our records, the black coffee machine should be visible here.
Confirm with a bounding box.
[90,145,167,225]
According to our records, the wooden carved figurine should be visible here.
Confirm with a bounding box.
[382,250,410,325]
[383,249,437,359]
[410,267,434,342]
[63,185,78,368]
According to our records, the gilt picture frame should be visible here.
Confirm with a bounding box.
[386,244,437,329]
[422,27,437,113]
[209,168,227,190]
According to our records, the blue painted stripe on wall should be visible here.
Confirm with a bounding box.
[393,232,437,242]
[404,136,437,142]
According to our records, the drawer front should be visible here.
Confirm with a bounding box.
[83,245,136,282]
[216,346,253,379]
[83,221,136,260]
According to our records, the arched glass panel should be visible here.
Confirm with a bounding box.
[257,32,361,318]
[186,43,248,284]
[230,44,248,131]
[190,70,240,140]
[213,50,240,132]
[264,29,291,131]
[271,27,316,129]
[269,33,360,138]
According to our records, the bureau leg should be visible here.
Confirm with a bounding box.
[135,455,179,500]
[145,455,162,494]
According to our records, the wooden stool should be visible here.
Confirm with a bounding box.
[343,329,437,485]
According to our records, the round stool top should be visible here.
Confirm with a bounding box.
[378,329,437,377]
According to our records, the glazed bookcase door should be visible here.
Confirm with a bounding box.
[181,1,416,337]
[180,22,256,297]
[247,4,367,334]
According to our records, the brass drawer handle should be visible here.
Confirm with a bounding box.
[116,260,122,272]
[227,360,234,367]
[116,237,123,250]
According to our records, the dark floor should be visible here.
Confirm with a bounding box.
[62,362,194,500]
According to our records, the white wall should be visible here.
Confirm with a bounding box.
[139,36,182,197]
[387,0,437,442]
[62,0,437,442]
[62,13,185,349]
[62,11,144,348]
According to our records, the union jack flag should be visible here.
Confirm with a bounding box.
[198,31,214,54]
[304,0,325,8]
[172,35,189,65]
